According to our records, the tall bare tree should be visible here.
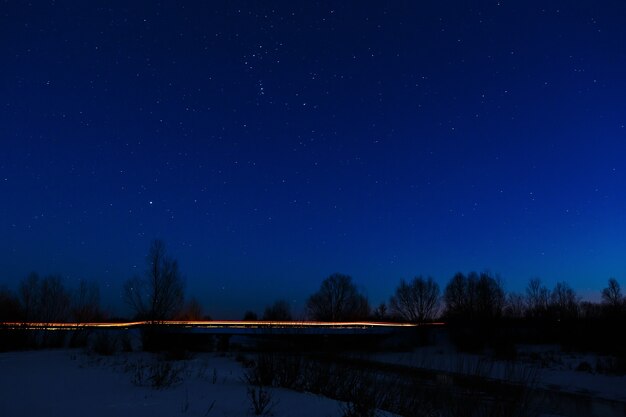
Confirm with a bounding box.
[307,273,369,321]
[389,276,440,323]
[373,302,388,321]
[19,272,42,321]
[243,310,258,321]
[0,286,22,321]
[124,239,184,321]
[71,279,102,322]
[19,274,70,322]
[443,271,504,319]
[601,278,623,309]
[39,276,70,322]
[474,272,505,318]
[550,281,579,320]
[443,272,468,317]
[263,299,292,321]
[177,297,205,320]
[504,292,526,318]
[525,278,550,318]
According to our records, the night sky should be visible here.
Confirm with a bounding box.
[2,1,626,318]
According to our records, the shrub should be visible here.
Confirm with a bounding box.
[576,361,593,373]
[130,359,184,389]
[150,361,184,388]
[340,372,381,417]
[246,385,276,416]
[596,356,626,375]
[243,353,276,387]
[91,331,118,355]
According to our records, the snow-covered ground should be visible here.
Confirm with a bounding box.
[2,346,624,417]
[0,349,389,417]
[364,345,626,403]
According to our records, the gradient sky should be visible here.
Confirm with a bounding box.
[1,1,625,318]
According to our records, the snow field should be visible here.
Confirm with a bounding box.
[0,349,385,417]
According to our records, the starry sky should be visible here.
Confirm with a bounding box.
[1,1,625,318]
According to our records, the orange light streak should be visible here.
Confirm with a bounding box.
[0,320,444,330]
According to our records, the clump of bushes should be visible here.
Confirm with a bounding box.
[242,353,304,390]
[127,358,184,389]
[246,384,276,416]
[91,331,118,355]
[576,361,593,373]
[596,356,626,375]
[240,351,540,417]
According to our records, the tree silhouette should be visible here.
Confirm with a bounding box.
[443,272,468,318]
[243,310,258,321]
[389,276,440,323]
[602,278,626,318]
[262,299,292,321]
[525,278,550,318]
[177,297,204,320]
[474,272,505,318]
[0,286,22,321]
[71,279,102,322]
[19,272,42,321]
[373,302,388,321]
[601,278,623,310]
[549,281,579,320]
[504,292,526,318]
[306,273,370,321]
[443,271,504,319]
[124,239,184,321]
[19,274,70,322]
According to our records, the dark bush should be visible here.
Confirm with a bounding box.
[91,331,118,355]
[596,356,626,376]
[340,372,380,417]
[246,385,276,416]
[576,361,593,373]
[130,359,184,389]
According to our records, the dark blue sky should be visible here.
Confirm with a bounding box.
[1,1,625,318]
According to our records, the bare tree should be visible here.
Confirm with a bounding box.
[177,297,204,320]
[525,278,550,318]
[19,272,42,321]
[18,274,70,322]
[443,272,468,318]
[443,272,505,354]
[262,299,292,321]
[306,273,370,321]
[39,276,71,322]
[601,278,623,309]
[71,279,102,322]
[243,310,258,321]
[550,281,579,320]
[389,276,440,323]
[373,302,387,321]
[504,292,526,318]
[0,286,22,321]
[443,271,504,319]
[124,239,184,321]
[579,301,603,319]
[474,272,505,318]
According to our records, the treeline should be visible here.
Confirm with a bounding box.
[0,273,104,323]
[0,241,206,324]
[301,272,626,323]
[2,240,625,326]
[2,239,626,360]
[295,271,626,359]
